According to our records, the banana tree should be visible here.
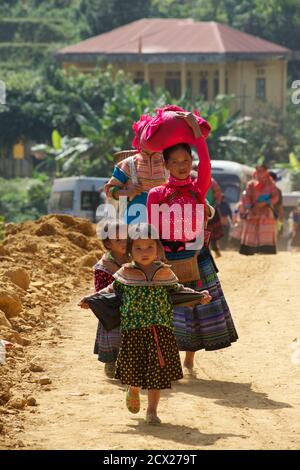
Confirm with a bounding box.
[31,130,93,177]
[178,93,247,161]
[275,152,300,190]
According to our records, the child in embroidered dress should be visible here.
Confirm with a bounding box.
[90,224,210,424]
[80,221,128,379]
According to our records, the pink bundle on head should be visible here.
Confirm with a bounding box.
[132,114,153,151]
[132,105,211,153]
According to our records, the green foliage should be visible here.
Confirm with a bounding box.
[2,63,300,177]
[0,65,119,148]
[275,152,300,191]
[0,18,73,43]
[0,43,53,71]
[0,1,86,71]
[150,0,300,52]
[0,177,51,223]
[1,1,300,183]
[31,135,93,176]
[78,0,153,36]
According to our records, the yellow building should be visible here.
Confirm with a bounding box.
[57,18,291,116]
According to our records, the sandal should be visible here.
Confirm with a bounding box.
[146,413,162,425]
[104,362,116,379]
[126,387,140,414]
[183,366,197,378]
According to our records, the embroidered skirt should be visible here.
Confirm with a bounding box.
[115,326,183,389]
[94,321,121,363]
[172,247,238,351]
[239,215,277,255]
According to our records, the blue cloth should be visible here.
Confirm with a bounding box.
[112,166,128,184]
[126,192,148,224]
[112,166,148,224]
[257,194,271,203]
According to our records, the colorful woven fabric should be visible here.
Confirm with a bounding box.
[171,247,238,351]
[106,153,167,194]
[113,280,177,332]
[93,254,122,363]
[239,178,278,255]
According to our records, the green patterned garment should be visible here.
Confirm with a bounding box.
[114,281,177,332]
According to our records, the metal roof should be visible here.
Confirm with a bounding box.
[58,18,290,60]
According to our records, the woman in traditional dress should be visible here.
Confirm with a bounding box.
[239,164,279,255]
[147,112,238,375]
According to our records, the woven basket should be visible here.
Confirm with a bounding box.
[113,149,138,164]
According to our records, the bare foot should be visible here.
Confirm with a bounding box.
[183,365,198,378]
[146,412,162,425]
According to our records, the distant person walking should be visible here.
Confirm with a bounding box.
[239,164,279,255]
[206,178,224,257]
[269,171,284,236]
[219,193,233,250]
[291,200,300,252]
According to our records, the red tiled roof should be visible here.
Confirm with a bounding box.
[58,18,290,56]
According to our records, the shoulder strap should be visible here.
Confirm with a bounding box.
[129,156,138,185]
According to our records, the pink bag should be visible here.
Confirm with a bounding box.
[132,105,211,153]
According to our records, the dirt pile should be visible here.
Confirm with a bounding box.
[0,214,102,446]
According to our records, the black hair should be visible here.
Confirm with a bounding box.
[126,223,166,261]
[96,221,127,251]
[268,171,277,182]
[163,143,192,163]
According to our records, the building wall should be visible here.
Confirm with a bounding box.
[63,58,287,115]
[0,143,34,179]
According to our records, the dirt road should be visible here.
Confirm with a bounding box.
[9,252,300,450]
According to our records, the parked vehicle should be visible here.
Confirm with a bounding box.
[211,160,254,211]
[48,177,108,222]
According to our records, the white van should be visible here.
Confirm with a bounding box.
[48,177,108,222]
[211,160,254,210]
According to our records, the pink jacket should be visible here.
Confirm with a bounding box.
[147,137,211,242]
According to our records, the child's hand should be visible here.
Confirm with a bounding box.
[78,297,90,309]
[199,290,212,305]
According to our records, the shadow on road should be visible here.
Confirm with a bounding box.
[117,420,246,447]
[165,377,292,410]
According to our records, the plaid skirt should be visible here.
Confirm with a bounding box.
[115,326,183,389]
[239,215,277,255]
[94,321,121,363]
[172,247,238,351]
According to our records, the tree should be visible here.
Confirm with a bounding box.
[79,0,153,36]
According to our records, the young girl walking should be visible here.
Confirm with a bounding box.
[92,224,210,424]
[91,221,128,378]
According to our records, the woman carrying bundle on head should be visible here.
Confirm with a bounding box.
[147,111,238,375]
